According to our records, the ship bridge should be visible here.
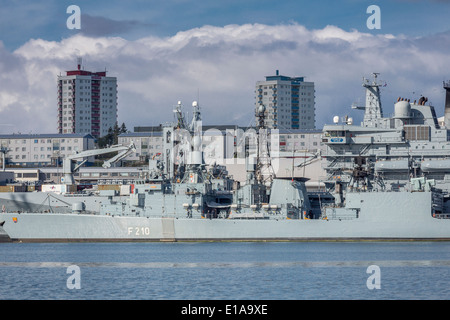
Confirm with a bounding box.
[322,126,349,144]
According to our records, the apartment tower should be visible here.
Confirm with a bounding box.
[255,70,315,129]
[57,59,117,138]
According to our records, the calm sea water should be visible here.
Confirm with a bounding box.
[1,241,450,300]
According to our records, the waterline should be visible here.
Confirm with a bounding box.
[1,260,450,268]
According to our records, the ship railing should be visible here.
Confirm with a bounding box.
[63,192,94,197]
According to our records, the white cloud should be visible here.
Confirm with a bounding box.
[1,23,449,134]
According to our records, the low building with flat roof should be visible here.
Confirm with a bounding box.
[0,133,95,167]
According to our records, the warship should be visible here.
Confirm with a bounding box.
[1,74,450,242]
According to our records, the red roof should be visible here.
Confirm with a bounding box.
[66,70,107,77]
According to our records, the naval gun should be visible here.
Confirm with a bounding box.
[62,143,136,185]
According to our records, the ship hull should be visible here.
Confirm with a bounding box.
[1,217,450,242]
[1,191,449,242]
[1,215,450,242]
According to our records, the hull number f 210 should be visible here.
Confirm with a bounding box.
[127,227,150,236]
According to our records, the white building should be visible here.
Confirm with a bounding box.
[0,133,95,167]
[118,132,164,162]
[57,59,117,138]
[256,70,315,130]
[119,127,324,163]
[118,127,229,165]
[277,129,323,153]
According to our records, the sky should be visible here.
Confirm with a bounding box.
[1,0,450,134]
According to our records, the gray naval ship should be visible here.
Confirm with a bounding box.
[1,74,450,242]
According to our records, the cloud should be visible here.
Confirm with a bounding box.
[1,23,449,135]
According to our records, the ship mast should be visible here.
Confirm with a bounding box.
[181,101,206,183]
[255,103,275,185]
[362,73,384,127]
[174,101,187,129]
[443,80,450,129]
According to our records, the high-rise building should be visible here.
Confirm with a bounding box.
[255,70,315,129]
[57,58,117,138]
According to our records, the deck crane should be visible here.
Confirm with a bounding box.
[62,142,136,185]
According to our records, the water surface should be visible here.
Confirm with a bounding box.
[1,242,449,300]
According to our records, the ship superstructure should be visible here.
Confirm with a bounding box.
[322,73,450,219]
[99,101,311,221]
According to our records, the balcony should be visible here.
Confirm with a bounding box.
[444,81,450,89]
